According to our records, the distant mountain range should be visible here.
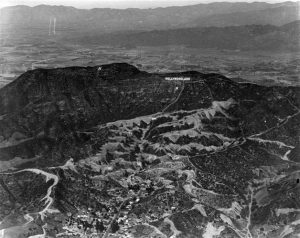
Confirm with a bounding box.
[70,21,300,51]
[0,2,299,52]
[0,2,299,32]
[187,3,299,27]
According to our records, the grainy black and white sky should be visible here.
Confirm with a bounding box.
[0,0,296,9]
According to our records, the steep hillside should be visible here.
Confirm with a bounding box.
[0,63,299,237]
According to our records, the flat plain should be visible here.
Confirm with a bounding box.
[1,34,299,88]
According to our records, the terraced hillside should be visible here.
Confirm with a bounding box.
[0,63,299,237]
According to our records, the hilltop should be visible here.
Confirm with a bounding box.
[0,63,299,237]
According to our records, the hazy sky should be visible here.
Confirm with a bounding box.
[0,0,296,9]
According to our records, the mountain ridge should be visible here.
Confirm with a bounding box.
[187,4,299,27]
[1,1,298,12]
[0,63,300,237]
[1,2,299,32]
[74,22,299,51]
[0,63,299,163]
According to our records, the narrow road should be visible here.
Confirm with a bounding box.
[245,186,254,238]
[161,82,185,113]
[0,168,59,238]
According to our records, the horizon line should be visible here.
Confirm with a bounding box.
[1,0,299,11]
